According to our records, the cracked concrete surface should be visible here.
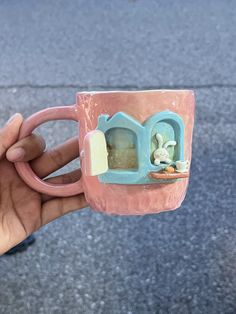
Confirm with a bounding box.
[0,1,236,314]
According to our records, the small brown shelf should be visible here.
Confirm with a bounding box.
[149,171,189,180]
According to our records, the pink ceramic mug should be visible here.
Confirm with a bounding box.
[15,90,195,215]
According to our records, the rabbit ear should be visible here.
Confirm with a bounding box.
[155,133,163,148]
[164,140,177,149]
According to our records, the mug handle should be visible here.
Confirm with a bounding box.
[14,105,84,197]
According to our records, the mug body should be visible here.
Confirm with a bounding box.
[76,90,195,215]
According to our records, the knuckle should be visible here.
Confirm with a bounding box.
[57,198,66,216]
[48,148,65,168]
[35,134,46,150]
[30,134,45,149]
[62,173,71,184]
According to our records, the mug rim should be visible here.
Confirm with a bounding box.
[78,89,194,95]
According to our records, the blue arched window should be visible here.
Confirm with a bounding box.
[96,111,185,184]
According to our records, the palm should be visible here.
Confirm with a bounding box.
[0,157,42,250]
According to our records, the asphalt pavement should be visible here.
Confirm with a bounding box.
[0,1,235,313]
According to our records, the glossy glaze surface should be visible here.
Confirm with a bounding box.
[77,90,195,215]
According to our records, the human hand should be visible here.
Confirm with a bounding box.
[0,114,87,255]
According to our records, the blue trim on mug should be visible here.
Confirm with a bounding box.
[97,111,185,184]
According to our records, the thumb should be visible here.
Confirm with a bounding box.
[0,113,23,158]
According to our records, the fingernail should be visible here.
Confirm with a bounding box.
[6,113,22,125]
[7,147,25,161]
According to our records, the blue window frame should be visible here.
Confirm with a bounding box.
[97,111,184,184]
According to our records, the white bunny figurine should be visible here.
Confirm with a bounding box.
[154,133,176,165]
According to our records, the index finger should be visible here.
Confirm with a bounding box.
[31,136,80,178]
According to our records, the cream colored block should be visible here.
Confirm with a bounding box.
[84,130,108,176]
